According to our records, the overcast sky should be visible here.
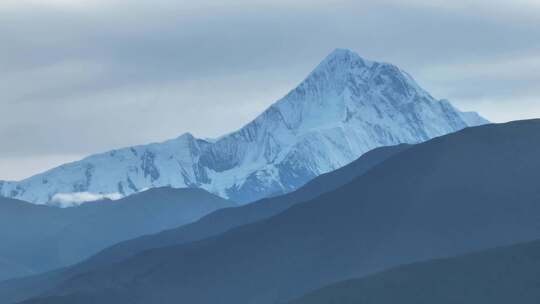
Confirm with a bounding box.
[1,0,539,180]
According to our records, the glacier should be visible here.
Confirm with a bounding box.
[0,48,489,205]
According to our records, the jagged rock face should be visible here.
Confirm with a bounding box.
[0,49,488,205]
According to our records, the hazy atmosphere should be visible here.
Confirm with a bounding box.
[3,2,540,303]
[1,0,539,180]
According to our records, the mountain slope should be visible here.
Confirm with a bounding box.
[85,143,411,266]
[0,197,66,281]
[0,48,487,205]
[0,144,410,304]
[0,188,234,281]
[290,239,540,304]
[17,119,540,304]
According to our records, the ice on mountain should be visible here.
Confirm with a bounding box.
[0,49,489,205]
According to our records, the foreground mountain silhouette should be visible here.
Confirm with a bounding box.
[290,239,540,304]
[0,48,487,204]
[0,144,410,303]
[15,119,540,304]
[0,188,234,281]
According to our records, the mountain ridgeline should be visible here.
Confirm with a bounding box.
[0,49,487,205]
[0,144,410,303]
[289,239,540,304]
[14,120,540,304]
[0,188,235,282]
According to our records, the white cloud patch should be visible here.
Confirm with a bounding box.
[51,192,124,207]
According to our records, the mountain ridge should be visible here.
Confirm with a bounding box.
[0,187,235,282]
[290,238,540,304]
[15,119,540,304]
[0,48,488,204]
[0,144,410,304]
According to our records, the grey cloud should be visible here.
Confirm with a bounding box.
[1,0,539,179]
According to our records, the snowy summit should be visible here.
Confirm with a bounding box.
[0,49,488,205]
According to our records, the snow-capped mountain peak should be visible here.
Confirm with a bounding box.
[0,49,489,205]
